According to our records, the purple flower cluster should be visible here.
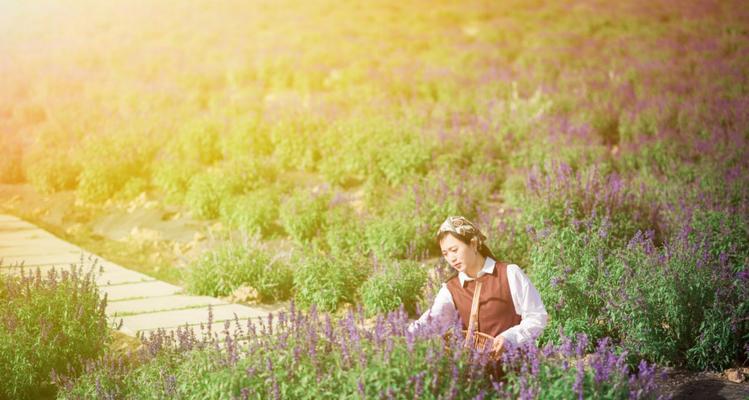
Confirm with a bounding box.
[55,300,665,399]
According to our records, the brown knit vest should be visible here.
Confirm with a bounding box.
[446,262,522,337]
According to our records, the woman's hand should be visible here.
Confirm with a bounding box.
[491,335,505,355]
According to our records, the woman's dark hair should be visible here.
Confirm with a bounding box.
[436,231,497,283]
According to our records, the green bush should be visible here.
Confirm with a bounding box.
[481,209,533,272]
[24,145,81,194]
[0,134,24,183]
[605,209,749,370]
[359,259,427,317]
[75,133,158,203]
[220,115,274,160]
[184,170,226,219]
[278,187,332,244]
[363,212,420,261]
[152,160,201,204]
[114,176,150,201]
[0,265,110,399]
[523,164,663,345]
[184,159,271,220]
[219,186,282,237]
[529,220,616,344]
[317,118,432,188]
[57,310,660,400]
[364,168,491,260]
[172,118,223,166]
[184,241,292,302]
[520,162,659,245]
[269,115,323,173]
[292,252,370,312]
[323,202,367,257]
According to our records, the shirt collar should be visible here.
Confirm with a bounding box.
[458,256,496,287]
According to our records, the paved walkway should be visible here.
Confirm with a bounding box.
[0,214,283,339]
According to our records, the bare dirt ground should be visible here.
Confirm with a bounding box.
[654,368,749,399]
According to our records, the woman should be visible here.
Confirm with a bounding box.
[408,216,548,356]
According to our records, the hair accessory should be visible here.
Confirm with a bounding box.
[438,216,487,248]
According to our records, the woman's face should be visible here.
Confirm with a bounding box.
[440,233,479,275]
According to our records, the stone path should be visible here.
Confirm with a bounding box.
[0,214,283,338]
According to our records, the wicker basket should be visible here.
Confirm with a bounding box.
[462,329,495,352]
[443,329,500,361]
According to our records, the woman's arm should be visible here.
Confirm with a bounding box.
[498,264,548,346]
[407,284,458,336]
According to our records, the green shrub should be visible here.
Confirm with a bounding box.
[24,145,80,194]
[323,202,367,256]
[57,310,660,400]
[184,159,270,219]
[292,252,370,312]
[152,119,227,204]
[431,133,505,193]
[278,187,332,244]
[363,212,420,261]
[364,168,491,260]
[359,259,427,317]
[172,118,223,166]
[481,209,533,271]
[0,134,24,183]
[184,171,225,219]
[221,116,274,160]
[269,115,323,173]
[75,133,158,203]
[219,186,282,237]
[114,177,150,201]
[317,117,432,188]
[184,241,292,302]
[605,210,749,370]
[523,164,665,346]
[0,265,110,399]
[152,161,201,204]
[521,162,661,246]
[529,220,616,344]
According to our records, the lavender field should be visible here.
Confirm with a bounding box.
[0,0,747,398]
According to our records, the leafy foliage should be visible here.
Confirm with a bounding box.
[184,241,293,302]
[359,259,427,317]
[292,252,370,313]
[0,264,110,400]
[75,133,159,203]
[219,186,283,237]
[56,309,660,400]
[278,187,332,245]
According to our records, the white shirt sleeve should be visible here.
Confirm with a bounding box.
[498,264,548,346]
[407,283,458,336]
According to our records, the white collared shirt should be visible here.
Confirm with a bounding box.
[407,257,548,346]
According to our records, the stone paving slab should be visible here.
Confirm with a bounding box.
[102,280,183,301]
[133,302,288,339]
[0,231,57,243]
[95,267,156,286]
[0,252,99,267]
[0,231,55,239]
[135,318,268,340]
[0,242,83,257]
[0,214,20,222]
[0,228,52,240]
[114,304,270,334]
[0,218,38,228]
[3,263,156,286]
[0,247,84,258]
[106,295,227,317]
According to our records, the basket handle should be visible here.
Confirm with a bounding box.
[464,280,483,348]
